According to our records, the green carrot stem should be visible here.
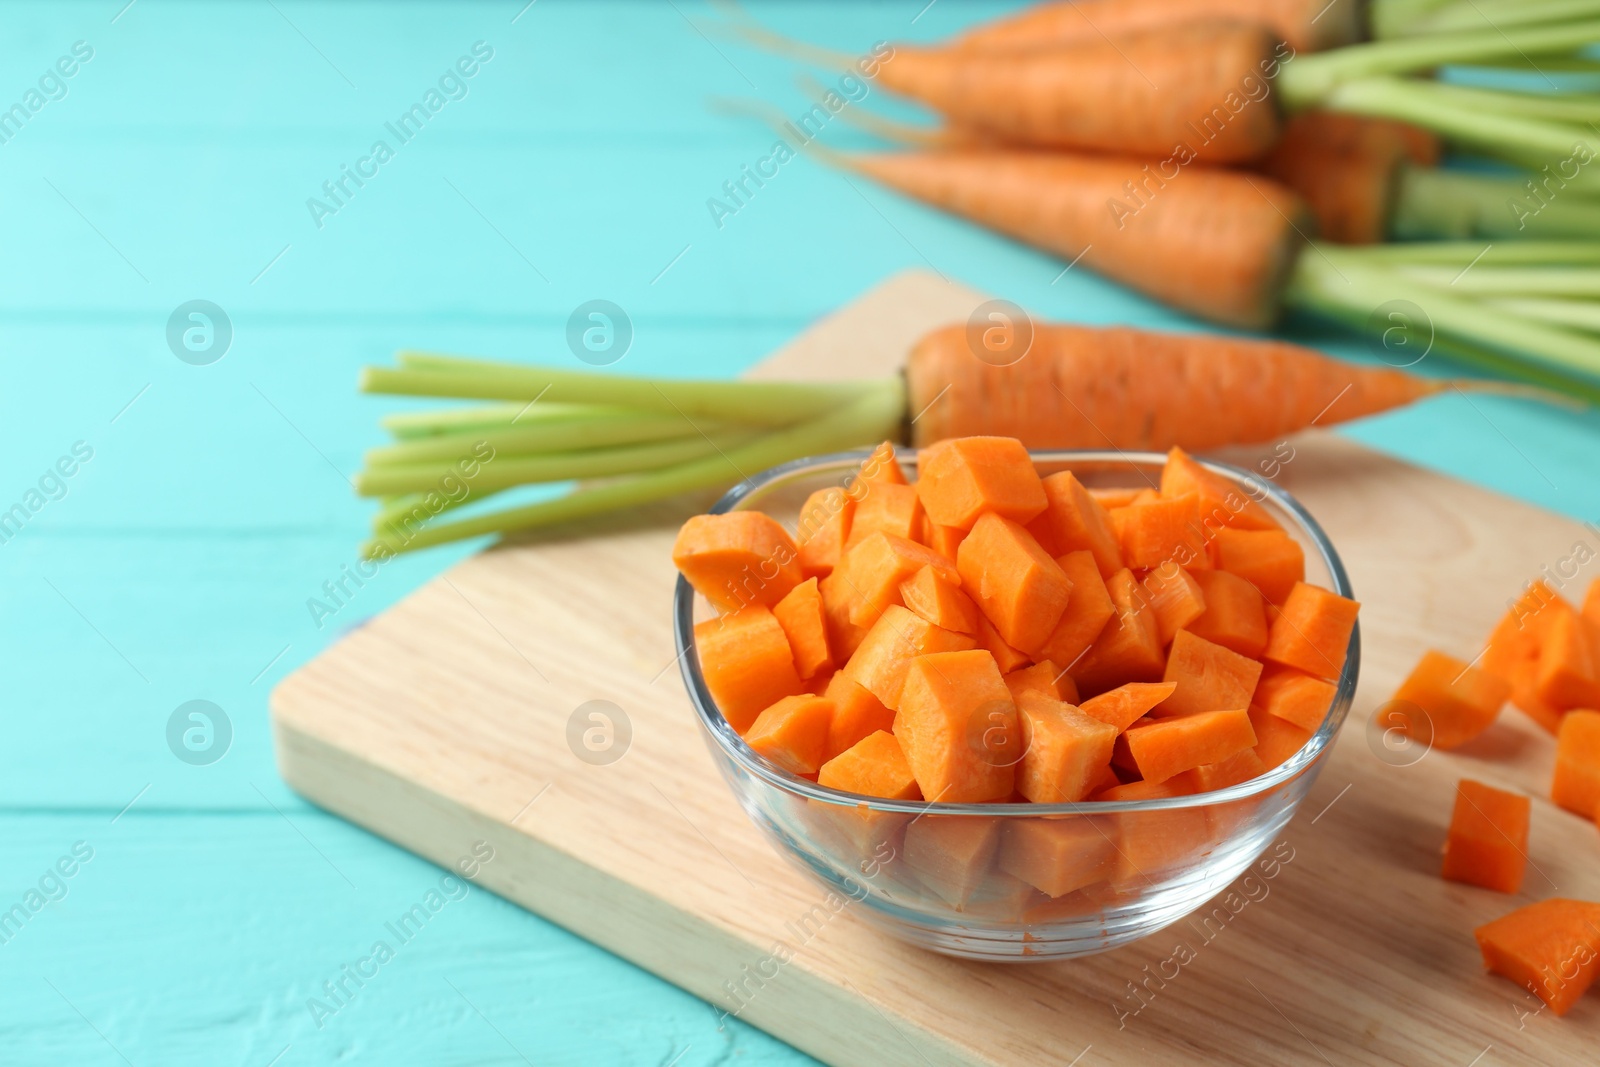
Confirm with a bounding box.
[371,486,508,532]
[363,411,709,467]
[1394,265,1600,295]
[1327,240,1600,265]
[1369,0,1459,37]
[1388,0,1600,36]
[380,401,623,439]
[362,384,906,558]
[1391,166,1600,240]
[1487,297,1600,332]
[1400,81,1600,124]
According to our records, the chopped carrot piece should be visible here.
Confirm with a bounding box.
[1079,682,1177,733]
[1108,493,1208,571]
[1584,577,1600,628]
[673,511,804,612]
[695,605,804,733]
[843,532,959,628]
[1481,578,1562,685]
[1071,568,1166,695]
[842,604,976,711]
[957,512,1074,653]
[973,613,1031,673]
[1535,608,1600,712]
[899,564,978,633]
[1088,761,1121,796]
[1190,748,1267,792]
[1093,777,1196,802]
[772,577,832,680]
[1388,649,1510,750]
[895,649,1019,802]
[823,671,896,760]
[1442,779,1530,894]
[818,568,870,661]
[1125,708,1257,784]
[1140,562,1206,645]
[1037,550,1116,668]
[845,482,923,549]
[916,435,1047,529]
[1089,487,1143,509]
[1040,470,1123,576]
[744,694,834,775]
[1249,705,1312,769]
[1263,581,1360,681]
[1016,691,1118,803]
[924,521,967,561]
[1161,630,1264,717]
[795,487,854,577]
[1160,446,1279,532]
[1002,659,1066,703]
[1186,569,1269,658]
[855,440,908,487]
[1553,710,1600,819]
[903,815,1000,908]
[1253,664,1336,734]
[1213,527,1305,604]
[1025,513,1060,555]
[1101,785,1209,883]
[817,730,921,801]
[999,817,1115,897]
[1475,899,1600,1016]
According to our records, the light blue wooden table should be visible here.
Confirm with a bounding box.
[4,2,1598,1064]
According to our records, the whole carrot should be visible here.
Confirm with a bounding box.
[950,0,1367,54]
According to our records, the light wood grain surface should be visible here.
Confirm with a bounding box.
[273,271,1600,1066]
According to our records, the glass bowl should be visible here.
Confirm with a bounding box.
[674,449,1357,961]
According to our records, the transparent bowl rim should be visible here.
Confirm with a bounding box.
[674,448,1359,816]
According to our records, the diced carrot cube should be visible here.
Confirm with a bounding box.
[1089,487,1143,509]
[795,487,854,577]
[1140,562,1206,645]
[744,694,834,775]
[1263,582,1360,681]
[855,440,908,487]
[818,568,870,661]
[956,513,1073,654]
[899,564,978,633]
[1016,692,1118,803]
[1002,660,1067,703]
[1584,577,1600,628]
[695,605,803,733]
[1036,550,1116,669]
[895,649,1019,802]
[772,577,832,680]
[1040,471,1123,576]
[1553,710,1600,819]
[1104,790,1209,883]
[1481,579,1563,684]
[1088,761,1121,795]
[1441,779,1530,894]
[1249,705,1312,769]
[973,614,1030,673]
[1475,899,1600,1016]
[1160,446,1279,532]
[1186,569,1269,659]
[822,671,896,760]
[1092,777,1196,802]
[1124,708,1257,784]
[998,817,1115,897]
[845,482,923,549]
[843,532,959,628]
[1190,747,1267,792]
[1253,664,1336,734]
[1071,568,1166,695]
[903,815,1000,908]
[1109,493,1208,571]
[1213,527,1305,604]
[924,522,967,561]
[842,605,976,711]
[673,511,804,612]
[1535,608,1600,712]
[817,730,921,801]
[1161,630,1264,717]
[1079,681,1178,733]
[916,436,1047,529]
[1388,649,1510,750]
[1025,513,1060,555]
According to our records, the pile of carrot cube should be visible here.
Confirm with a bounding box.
[673,438,1358,808]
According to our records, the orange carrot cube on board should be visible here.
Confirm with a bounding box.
[772,577,832,680]
[817,730,921,801]
[843,532,959,628]
[842,605,976,711]
[822,671,896,760]
[818,569,870,662]
[924,521,967,562]
[845,483,923,549]
[1079,681,1178,733]
[695,605,803,733]
[999,817,1116,897]
[855,440,908,487]
[795,487,854,577]
[1036,550,1116,668]
[1190,747,1267,793]
[1125,708,1257,784]
[1141,563,1207,645]
[1109,493,1208,571]
[1186,569,1269,658]
[1263,582,1360,681]
[1016,691,1119,803]
[957,513,1074,654]
[1584,578,1600,627]
[916,436,1047,529]
[1481,579,1562,684]
[1040,470,1123,577]
[1161,630,1264,717]
[1253,664,1337,734]
[744,694,834,775]
[1441,779,1530,894]
[673,511,804,612]
[1002,660,1067,703]
[1071,569,1166,695]
[899,564,978,633]
[1249,705,1313,769]
[1213,527,1305,604]
[1534,608,1600,712]
[974,614,1031,673]
[895,649,1019,802]
[1475,899,1600,1016]
[1160,447,1279,532]
[903,815,1000,908]
[1553,710,1600,819]
[1388,649,1510,750]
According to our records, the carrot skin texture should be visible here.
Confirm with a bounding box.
[952,0,1364,55]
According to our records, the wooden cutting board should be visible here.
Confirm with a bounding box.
[271,271,1600,1066]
